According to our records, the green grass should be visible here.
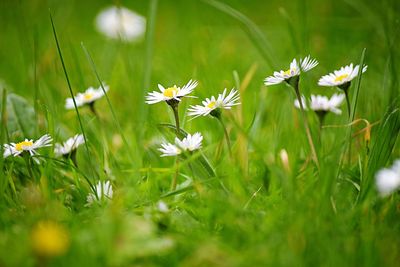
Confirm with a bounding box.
[0,0,400,266]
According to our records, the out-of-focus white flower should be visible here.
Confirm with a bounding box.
[188,88,240,118]
[264,55,318,86]
[3,134,52,163]
[157,201,169,213]
[158,132,203,157]
[87,180,113,205]
[65,84,109,109]
[95,6,146,42]
[145,80,197,105]
[294,93,345,115]
[318,63,367,88]
[54,134,85,157]
[375,160,400,197]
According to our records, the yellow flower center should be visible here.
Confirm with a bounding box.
[334,74,349,82]
[163,86,179,98]
[15,140,33,151]
[207,101,216,109]
[83,92,94,101]
[283,69,291,76]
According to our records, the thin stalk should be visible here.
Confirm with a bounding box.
[170,103,181,190]
[89,102,98,117]
[171,157,179,191]
[316,112,326,146]
[217,117,233,159]
[81,43,136,165]
[344,89,351,118]
[293,84,319,170]
[50,12,97,181]
[171,105,180,136]
[24,154,35,181]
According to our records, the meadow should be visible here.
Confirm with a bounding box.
[0,0,399,266]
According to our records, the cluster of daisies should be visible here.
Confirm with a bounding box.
[3,134,84,161]
[264,55,367,124]
[145,80,240,158]
[2,132,112,204]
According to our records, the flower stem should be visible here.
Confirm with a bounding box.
[293,84,319,170]
[344,89,351,118]
[171,157,179,191]
[343,89,352,164]
[217,116,233,159]
[24,154,35,181]
[171,105,180,137]
[89,102,98,117]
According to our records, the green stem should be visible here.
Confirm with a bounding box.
[344,89,351,118]
[217,117,233,159]
[171,157,179,191]
[171,105,180,137]
[344,89,352,164]
[293,84,319,170]
[24,154,35,181]
[89,102,98,117]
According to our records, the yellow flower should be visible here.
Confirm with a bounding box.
[31,221,70,258]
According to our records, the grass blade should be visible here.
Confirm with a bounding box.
[49,11,96,181]
[360,103,400,202]
[81,43,138,168]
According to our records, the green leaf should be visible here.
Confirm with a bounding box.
[0,90,36,139]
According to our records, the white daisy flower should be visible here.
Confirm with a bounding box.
[65,84,109,109]
[295,93,345,115]
[87,180,113,205]
[175,132,203,152]
[54,134,85,157]
[188,88,240,118]
[3,134,52,163]
[145,80,198,105]
[158,143,182,157]
[95,6,146,42]
[264,55,318,86]
[318,63,368,88]
[158,132,203,157]
[375,160,400,197]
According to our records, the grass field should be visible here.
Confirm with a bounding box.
[0,0,399,266]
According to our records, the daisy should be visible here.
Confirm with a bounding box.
[158,132,203,157]
[54,134,85,157]
[318,63,368,90]
[95,6,146,42]
[264,55,318,86]
[188,88,240,119]
[65,84,109,110]
[375,160,400,196]
[145,80,198,106]
[158,143,182,157]
[295,93,345,115]
[87,180,113,205]
[3,134,52,163]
